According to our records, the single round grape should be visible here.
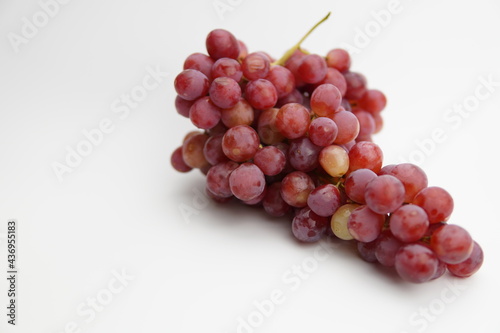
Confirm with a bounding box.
[373,112,383,133]
[182,133,209,169]
[284,49,308,85]
[221,98,254,128]
[174,69,209,101]
[222,125,260,162]
[344,168,377,204]
[348,205,385,242]
[288,137,322,172]
[184,53,214,80]
[330,110,360,144]
[171,146,192,173]
[413,186,454,223]
[257,108,285,145]
[310,83,342,117]
[430,224,474,264]
[209,77,241,109]
[317,67,347,96]
[387,163,428,203]
[447,241,484,277]
[292,207,329,243]
[245,79,278,110]
[265,65,295,98]
[298,54,327,84]
[238,40,248,60]
[331,204,359,240]
[357,240,378,263]
[353,110,375,139]
[326,49,351,72]
[375,231,403,267]
[206,29,240,60]
[280,171,315,208]
[307,184,341,217]
[319,145,349,177]
[242,52,270,80]
[344,71,367,100]
[229,162,265,201]
[175,95,193,118]
[276,89,304,108]
[253,146,286,176]
[308,117,338,147]
[275,103,311,139]
[348,141,383,173]
[359,89,387,114]
[395,244,439,283]
[211,57,243,82]
[390,204,429,243]
[365,175,405,214]
[189,96,222,129]
[206,161,239,198]
[263,182,290,217]
[203,135,228,165]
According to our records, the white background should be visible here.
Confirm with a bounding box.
[1,0,500,332]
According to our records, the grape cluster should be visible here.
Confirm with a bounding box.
[170,20,483,283]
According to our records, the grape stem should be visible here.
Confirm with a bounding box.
[273,12,331,66]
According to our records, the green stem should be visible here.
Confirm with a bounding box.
[273,12,331,66]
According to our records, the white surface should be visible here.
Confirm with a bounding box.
[1,0,499,332]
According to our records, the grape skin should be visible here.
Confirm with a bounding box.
[308,117,338,147]
[253,146,286,176]
[430,224,474,264]
[331,204,360,240]
[395,244,439,283]
[280,171,315,208]
[206,29,240,60]
[276,103,311,139]
[288,137,322,172]
[347,205,385,242]
[206,161,239,198]
[171,146,192,173]
[307,184,341,217]
[229,163,266,201]
[263,182,291,217]
[389,204,429,243]
[344,169,377,204]
[413,186,454,223]
[222,125,260,162]
[447,241,484,277]
[189,96,222,130]
[174,69,209,101]
[245,79,278,110]
[292,207,329,243]
[209,77,242,109]
[364,175,405,215]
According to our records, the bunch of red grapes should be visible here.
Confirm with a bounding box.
[170,19,483,283]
